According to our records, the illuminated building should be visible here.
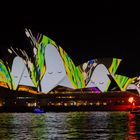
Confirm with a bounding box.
[0,29,139,95]
[0,29,140,111]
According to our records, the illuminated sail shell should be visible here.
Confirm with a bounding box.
[0,29,139,94]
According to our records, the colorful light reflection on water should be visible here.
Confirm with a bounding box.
[0,112,140,139]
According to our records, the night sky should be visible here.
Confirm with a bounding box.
[0,1,139,77]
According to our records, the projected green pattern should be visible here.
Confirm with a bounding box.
[27,31,85,89]
[109,58,121,75]
[0,60,14,89]
[104,58,121,92]
[77,59,97,86]
[59,47,85,88]
[114,75,136,91]
[26,31,57,87]
[35,34,57,85]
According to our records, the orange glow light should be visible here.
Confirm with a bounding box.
[128,97,134,103]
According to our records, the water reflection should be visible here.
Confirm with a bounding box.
[66,112,110,139]
[0,113,49,139]
[128,112,140,140]
[108,112,129,139]
[0,112,140,139]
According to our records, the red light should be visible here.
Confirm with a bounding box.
[128,97,134,103]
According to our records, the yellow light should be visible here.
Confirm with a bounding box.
[128,97,134,103]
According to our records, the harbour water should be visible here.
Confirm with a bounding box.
[0,111,140,140]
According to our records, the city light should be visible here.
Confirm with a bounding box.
[128,97,134,103]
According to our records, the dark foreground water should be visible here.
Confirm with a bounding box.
[0,111,140,140]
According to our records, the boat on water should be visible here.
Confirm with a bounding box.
[33,107,46,113]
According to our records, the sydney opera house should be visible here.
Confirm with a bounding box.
[0,29,140,112]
